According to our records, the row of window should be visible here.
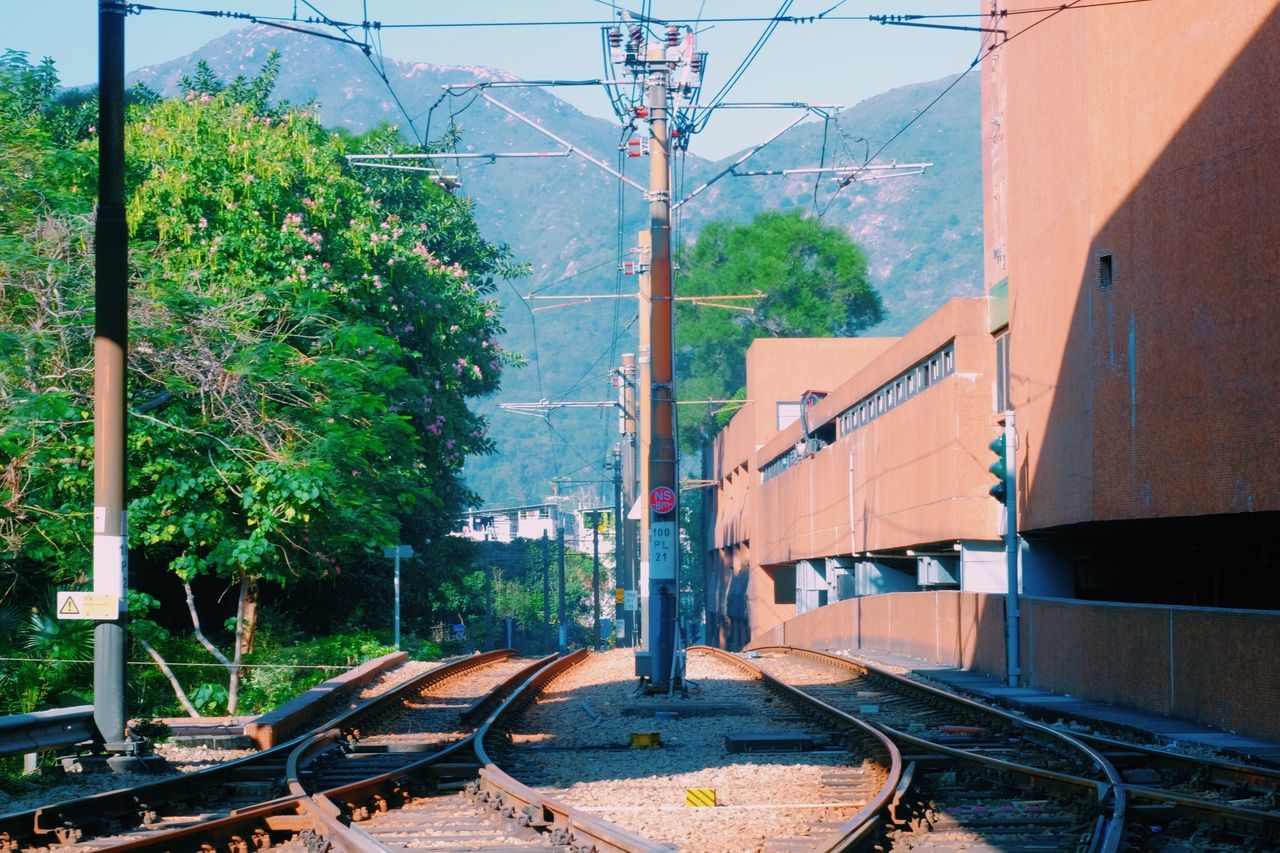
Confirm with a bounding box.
[836,344,955,437]
[760,343,957,483]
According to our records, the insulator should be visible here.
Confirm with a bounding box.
[627,138,642,146]
[635,106,649,119]
[608,27,623,48]
[691,56,702,73]
[667,25,680,46]
[627,149,643,158]
[629,24,643,43]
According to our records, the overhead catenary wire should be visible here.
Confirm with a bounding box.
[126,2,1153,30]
[819,0,1096,217]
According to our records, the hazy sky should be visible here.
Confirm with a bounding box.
[2,1,981,158]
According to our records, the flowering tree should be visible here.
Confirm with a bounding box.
[0,54,517,713]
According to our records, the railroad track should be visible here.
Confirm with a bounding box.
[1,650,672,853]
[471,647,903,851]
[743,645,1280,851]
[0,649,532,852]
[302,648,668,852]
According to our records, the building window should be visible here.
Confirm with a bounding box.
[1098,253,1114,289]
[995,331,1011,413]
[776,401,802,431]
[770,565,797,605]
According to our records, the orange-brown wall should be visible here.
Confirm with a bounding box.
[705,338,896,645]
[753,593,1280,742]
[987,1,1280,529]
[753,299,998,566]
[748,591,1008,681]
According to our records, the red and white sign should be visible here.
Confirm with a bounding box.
[649,486,676,515]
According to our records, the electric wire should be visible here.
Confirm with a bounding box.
[527,252,633,297]
[819,0,1089,217]
[125,2,1150,29]
[689,0,794,134]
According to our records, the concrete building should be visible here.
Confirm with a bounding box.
[704,0,1280,741]
[704,305,1008,647]
[984,0,1280,606]
[453,502,615,559]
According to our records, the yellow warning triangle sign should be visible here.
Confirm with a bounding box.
[59,595,80,615]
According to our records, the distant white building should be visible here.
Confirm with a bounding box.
[453,501,616,559]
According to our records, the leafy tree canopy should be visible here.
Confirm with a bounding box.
[0,51,517,617]
[674,209,883,451]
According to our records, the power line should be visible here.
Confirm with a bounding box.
[819,0,1098,217]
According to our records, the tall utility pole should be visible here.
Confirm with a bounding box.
[94,0,133,767]
[541,531,551,652]
[643,41,679,689]
[635,232,653,664]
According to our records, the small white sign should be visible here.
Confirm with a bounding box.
[624,590,640,611]
[57,591,120,620]
[650,521,676,580]
[383,545,414,558]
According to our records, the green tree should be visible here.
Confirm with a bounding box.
[674,210,883,452]
[0,53,516,714]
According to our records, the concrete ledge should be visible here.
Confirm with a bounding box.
[244,651,408,749]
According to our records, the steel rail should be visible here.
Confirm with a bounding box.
[0,650,518,851]
[688,646,904,852]
[751,645,1127,853]
[770,644,1280,845]
[38,651,538,853]
[303,648,673,852]
[470,649,675,853]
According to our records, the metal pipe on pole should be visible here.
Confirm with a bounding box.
[620,354,638,648]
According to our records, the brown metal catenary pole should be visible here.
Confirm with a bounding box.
[644,41,678,688]
[93,0,130,760]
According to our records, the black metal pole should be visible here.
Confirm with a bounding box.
[541,531,551,652]
[557,526,567,652]
[592,513,601,648]
[484,563,493,651]
[93,0,130,760]
[613,448,626,646]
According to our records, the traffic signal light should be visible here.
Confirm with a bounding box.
[988,434,1008,504]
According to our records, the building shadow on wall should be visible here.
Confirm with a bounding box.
[1023,7,1280,609]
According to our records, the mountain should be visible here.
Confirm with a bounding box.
[129,26,981,507]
